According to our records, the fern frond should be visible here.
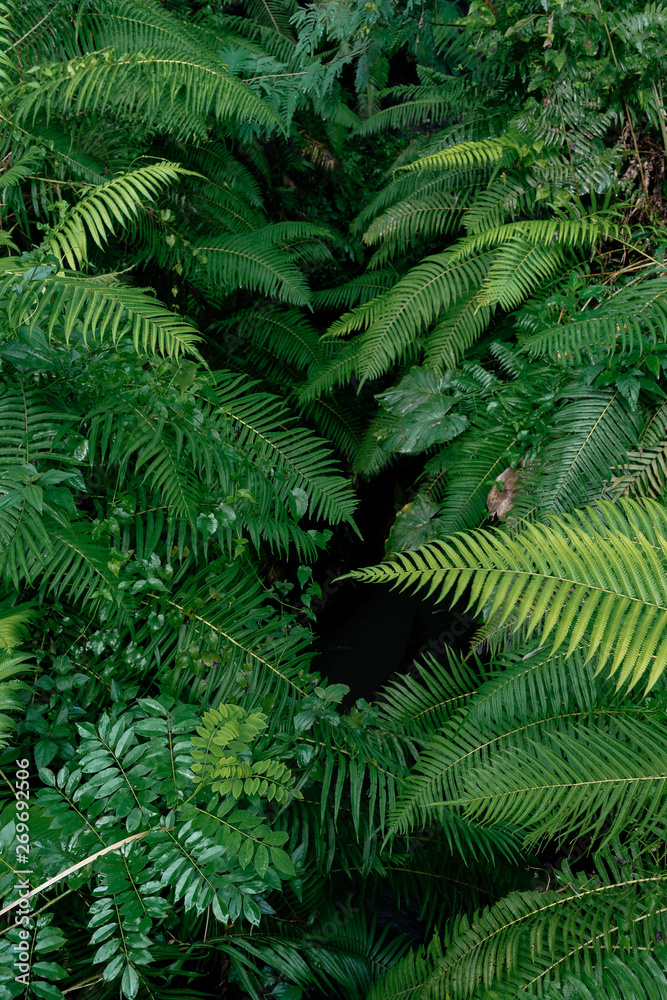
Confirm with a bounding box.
[352,80,480,136]
[0,147,43,192]
[536,387,639,514]
[311,270,397,310]
[193,232,312,305]
[355,167,482,235]
[224,305,323,374]
[48,162,190,267]
[15,48,282,139]
[423,289,491,369]
[542,951,667,1000]
[0,264,201,358]
[379,649,484,741]
[82,0,223,59]
[523,277,667,362]
[476,237,564,310]
[215,372,358,526]
[429,425,517,532]
[611,401,667,499]
[0,604,35,650]
[462,175,530,233]
[450,713,667,850]
[362,192,470,262]
[352,252,492,384]
[366,934,443,1000]
[346,497,667,692]
[410,866,667,999]
[399,135,518,174]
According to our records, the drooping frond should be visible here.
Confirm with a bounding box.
[393,866,667,1000]
[346,498,667,692]
[541,952,667,1000]
[0,261,201,358]
[193,231,313,305]
[398,135,519,174]
[349,251,492,384]
[47,162,190,267]
[352,80,485,136]
[449,712,667,851]
[423,290,491,369]
[15,48,282,139]
[311,270,398,310]
[378,650,484,741]
[215,372,358,526]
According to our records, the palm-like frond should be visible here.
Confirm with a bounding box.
[47,161,190,267]
[377,865,667,1000]
[536,387,640,514]
[15,47,281,139]
[346,498,667,692]
[0,261,201,358]
[541,952,667,1000]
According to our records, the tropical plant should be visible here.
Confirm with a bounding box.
[4,0,667,999]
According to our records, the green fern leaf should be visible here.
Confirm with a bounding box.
[346,498,667,692]
[47,161,191,268]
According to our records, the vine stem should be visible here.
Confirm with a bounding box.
[0,831,148,918]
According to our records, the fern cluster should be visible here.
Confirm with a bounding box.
[4,1,667,999]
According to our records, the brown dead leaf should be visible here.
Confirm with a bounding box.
[487,465,523,520]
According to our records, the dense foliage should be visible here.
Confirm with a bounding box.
[4,0,667,997]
